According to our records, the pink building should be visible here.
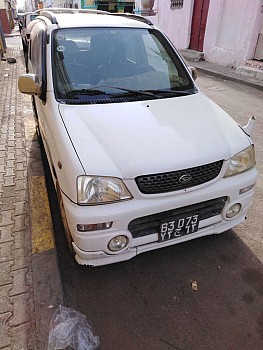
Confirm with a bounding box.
[148,0,263,69]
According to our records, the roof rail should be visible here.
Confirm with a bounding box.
[111,13,153,25]
[37,8,110,24]
[35,8,109,15]
[35,8,152,26]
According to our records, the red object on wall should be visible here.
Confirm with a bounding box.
[0,9,11,34]
[189,0,210,52]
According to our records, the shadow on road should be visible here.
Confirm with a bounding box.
[42,144,263,350]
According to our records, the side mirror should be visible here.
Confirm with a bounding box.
[18,74,42,96]
[188,66,198,81]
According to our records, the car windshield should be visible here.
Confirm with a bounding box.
[52,27,195,101]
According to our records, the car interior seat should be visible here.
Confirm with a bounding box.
[61,40,79,63]
[98,36,136,80]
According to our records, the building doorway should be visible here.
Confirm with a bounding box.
[189,0,210,52]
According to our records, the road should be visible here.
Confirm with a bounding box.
[45,72,263,350]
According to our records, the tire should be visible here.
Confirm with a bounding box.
[31,96,40,138]
[56,181,75,257]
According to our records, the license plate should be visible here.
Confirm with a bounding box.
[159,215,199,242]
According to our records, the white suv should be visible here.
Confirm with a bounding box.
[19,9,258,266]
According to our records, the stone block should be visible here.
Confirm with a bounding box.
[0,241,13,262]
[0,285,13,313]
[13,215,27,232]
[0,261,13,285]
[10,323,30,350]
[0,211,13,227]
[0,225,13,243]
[12,248,30,270]
[3,176,15,187]
[0,312,12,348]
[13,230,28,249]
[10,268,29,296]
[9,293,30,326]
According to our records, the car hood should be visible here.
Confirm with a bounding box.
[58,93,250,178]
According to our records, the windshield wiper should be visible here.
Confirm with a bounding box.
[63,86,194,99]
[64,87,158,99]
[66,89,108,97]
[146,89,195,96]
[96,86,160,98]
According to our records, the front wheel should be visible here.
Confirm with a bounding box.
[56,181,75,257]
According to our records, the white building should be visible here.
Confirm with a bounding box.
[151,0,263,70]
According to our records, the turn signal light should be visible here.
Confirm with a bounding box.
[77,222,112,232]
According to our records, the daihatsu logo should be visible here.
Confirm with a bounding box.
[179,174,192,184]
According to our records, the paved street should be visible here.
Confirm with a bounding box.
[196,73,263,262]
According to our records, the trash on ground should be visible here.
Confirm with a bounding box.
[7,57,16,63]
[191,280,198,291]
[47,305,100,350]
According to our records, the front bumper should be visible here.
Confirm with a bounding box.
[62,168,257,266]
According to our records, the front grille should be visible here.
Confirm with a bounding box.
[128,196,227,238]
[135,160,223,194]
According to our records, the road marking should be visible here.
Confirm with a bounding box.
[29,176,55,254]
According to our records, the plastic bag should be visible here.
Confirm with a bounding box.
[47,305,100,350]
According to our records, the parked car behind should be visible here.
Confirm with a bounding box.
[18,9,258,266]
[17,13,25,32]
[20,12,38,70]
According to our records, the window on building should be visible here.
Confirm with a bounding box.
[171,0,184,10]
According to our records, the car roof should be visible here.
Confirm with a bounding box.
[36,10,152,30]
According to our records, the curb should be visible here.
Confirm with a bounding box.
[195,65,263,91]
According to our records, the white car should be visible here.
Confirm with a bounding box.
[18,9,258,266]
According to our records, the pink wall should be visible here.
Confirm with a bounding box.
[152,0,263,67]
[152,0,194,50]
[204,0,263,66]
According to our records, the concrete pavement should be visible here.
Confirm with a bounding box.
[0,28,63,350]
[180,48,263,91]
[0,27,262,349]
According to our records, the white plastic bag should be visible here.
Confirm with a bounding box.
[47,305,100,350]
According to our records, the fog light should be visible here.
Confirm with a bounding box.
[226,203,242,218]
[77,222,112,232]
[108,235,128,252]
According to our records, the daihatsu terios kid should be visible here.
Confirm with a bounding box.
[18,9,258,266]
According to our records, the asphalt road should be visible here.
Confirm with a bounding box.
[45,72,263,350]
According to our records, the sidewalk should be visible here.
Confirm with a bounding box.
[180,48,263,91]
[0,28,63,350]
[0,27,262,350]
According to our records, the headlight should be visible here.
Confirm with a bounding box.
[224,145,255,178]
[77,176,133,205]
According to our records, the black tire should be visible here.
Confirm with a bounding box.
[56,181,75,257]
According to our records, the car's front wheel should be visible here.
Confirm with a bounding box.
[56,180,75,257]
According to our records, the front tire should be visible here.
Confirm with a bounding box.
[56,181,75,257]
